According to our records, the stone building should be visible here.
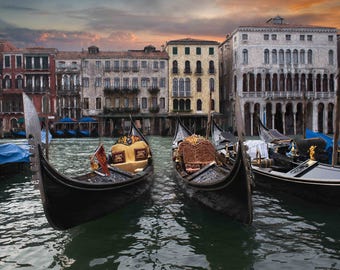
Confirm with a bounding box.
[165,38,220,135]
[219,16,338,136]
[79,45,169,136]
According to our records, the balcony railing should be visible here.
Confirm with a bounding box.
[149,106,160,113]
[148,87,160,95]
[239,90,336,100]
[103,106,140,114]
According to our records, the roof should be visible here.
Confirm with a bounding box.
[166,38,220,46]
[56,49,169,60]
[237,16,337,32]
[0,40,19,52]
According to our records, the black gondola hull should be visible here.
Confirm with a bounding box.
[39,150,153,230]
[253,167,340,206]
[172,119,253,225]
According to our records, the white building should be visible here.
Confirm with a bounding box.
[220,16,338,136]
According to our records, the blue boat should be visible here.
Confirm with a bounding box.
[0,143,30,177]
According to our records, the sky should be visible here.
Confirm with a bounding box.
[0,0,339,51]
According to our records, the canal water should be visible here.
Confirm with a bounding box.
[0,136,339,269]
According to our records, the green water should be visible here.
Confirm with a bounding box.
[0,137,339,269]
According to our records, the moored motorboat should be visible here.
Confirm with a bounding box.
[172,119,253,225]
[23,93,153,230]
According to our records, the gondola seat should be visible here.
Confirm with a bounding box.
[178,139,216,173]
[110,141,151,173]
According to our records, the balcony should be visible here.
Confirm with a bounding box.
[184,68,192,74]
[103,106,140,114]
[149,106,160,113]
[104,87,140,95]
[148,87,160,95]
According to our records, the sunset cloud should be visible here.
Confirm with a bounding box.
[0,0,339,51]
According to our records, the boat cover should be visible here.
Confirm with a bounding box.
[0,143,30,165]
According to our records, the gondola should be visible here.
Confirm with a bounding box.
[172,119,253,225]
[249,117,340,205]
[23,93,153,230]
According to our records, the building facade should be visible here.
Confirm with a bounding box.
[165,38,220,135]
[0,41,56,137]
[220,16,338,136]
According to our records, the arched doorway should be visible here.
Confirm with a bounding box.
[327,103,334,134]
[285,103,294,135]
[275,103,283,133]
[244,103,251,136]
[317,103,324,133]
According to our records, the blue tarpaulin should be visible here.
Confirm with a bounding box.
[306,129,340,163]
[58,117,76,123]
[0,143,30,165]
[79,117,97,123]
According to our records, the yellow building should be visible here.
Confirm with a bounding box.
[165,38,220,134]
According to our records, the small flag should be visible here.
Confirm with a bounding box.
[92,144,110,176]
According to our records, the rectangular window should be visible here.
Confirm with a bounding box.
[153,61,159,69]
[83,60,89,68]
[300,35,305,41]
[132,60,138,71]
[152,77,158,88]
[83,98,89,109]
[124,98,129,108]
[160,61,165,69]
[328,35,334,41]
[141,61,147,68]
[104,61,110,71]
[142,97,147,109]
[141,78,148,87]
[172,47,178,55]
[123,78,129,88]
[34,57,40,69]
[83,77,89,87]
[96,61,101,68]
[209,47,214,55]
[242,34,248,40]
[286,35,291,40]
[307,35,312,41]
[123,60,129,71]
[26,56,32,69]
[271,34,277,40]
[115,98,120,108]
[264,34,269,40]
[185,47,190,55]
[4,55,10,68]
[132,77,138,88]
[114,60,120,71]
[160,97,165,109]
[42,57,48,69]
[196,47,201,55]
[160,78,165,88]
[95,77,102,87]
[96,97,101,110]
[16,56,22,67]
[114,77,120,88]
[104,78,110,88]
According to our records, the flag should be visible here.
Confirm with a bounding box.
[92,144,110,176]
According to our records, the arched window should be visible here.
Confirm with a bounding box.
[197,99,202,111]
[173,99,178,110]
[196,61,202,74]
[272,49,277,64]
[300,50,305,64]
[209,61,215,74]
[286,50,291,64]
[185,78,191,96]
[179,99,185,110]
[242,49,248,64]
[184,61,191,74]
[243,74,248,92]
[4,75,11,89]
[330,74,335,92]
[209,78,215,92]
[185,99,191,111]
[293,50,298,64]
[179,78,184,96]
[264,49,269,64]
[279,49,284,64]
[172,78,178,96]
[328,50,334,65]
[307,50,313,64]
[323,74,328,92]
[172,60,178,74]
[16,75,23,89]
[196,78,202,92]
